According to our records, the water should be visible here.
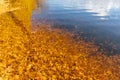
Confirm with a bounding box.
[32,0,120,55]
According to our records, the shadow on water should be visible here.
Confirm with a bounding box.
[32,0,120,55]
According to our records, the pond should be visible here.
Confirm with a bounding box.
[32,0,120,55]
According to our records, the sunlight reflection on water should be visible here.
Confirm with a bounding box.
[32,0,120,54]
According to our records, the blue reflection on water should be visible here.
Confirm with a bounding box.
[32,0,120,54]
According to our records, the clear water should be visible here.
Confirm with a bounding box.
[32,0,120,55]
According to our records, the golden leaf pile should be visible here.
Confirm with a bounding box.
[0,24,120,79]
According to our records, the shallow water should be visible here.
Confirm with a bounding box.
[32,0,120,55]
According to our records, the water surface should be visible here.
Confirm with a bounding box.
[32,0,120,55]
